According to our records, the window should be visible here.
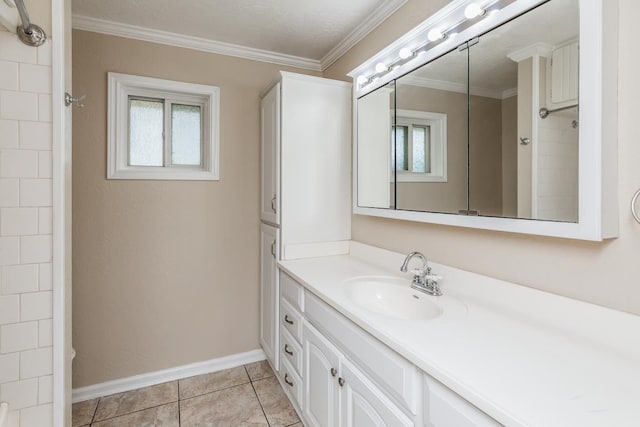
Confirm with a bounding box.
[108,72,220,180]
[392,109,447,182]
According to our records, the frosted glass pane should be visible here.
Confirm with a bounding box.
[171,104,202,166]
[393,126,408,171]
[129,98,164,166]
[413,127,428,173]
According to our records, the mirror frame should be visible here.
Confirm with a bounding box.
[349,0,618,241]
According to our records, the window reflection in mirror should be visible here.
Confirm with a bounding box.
[468,0,579,222]
[357,81,395,209]
[394,47,467,214]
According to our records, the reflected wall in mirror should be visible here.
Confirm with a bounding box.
[357,81,395,209]
[468,0,579,222]
[395,47,465,214]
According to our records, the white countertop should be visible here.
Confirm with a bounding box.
[278,242,640,427]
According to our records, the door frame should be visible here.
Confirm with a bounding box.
[52,0,71,425]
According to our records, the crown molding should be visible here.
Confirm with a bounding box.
[400,75,516,100]
[507,42,553,62]
[72,15,323,71]
[320,0,408,71]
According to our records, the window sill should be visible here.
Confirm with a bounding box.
[107,167,219,181]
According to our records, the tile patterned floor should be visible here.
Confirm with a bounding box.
[72,361,303,427]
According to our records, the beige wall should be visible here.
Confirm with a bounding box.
[469,95,503,216]
[393,84,503,215]
[501,95,517,217]
[394,84,468,213]
[72,30,318,387]
[325,0,640,316]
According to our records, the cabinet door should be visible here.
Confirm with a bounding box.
[260,83,280,225]
[341,358,414,427]
[303,322,341,427]
[259,223,279,370]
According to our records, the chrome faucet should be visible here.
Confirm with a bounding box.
[400,252,443,296]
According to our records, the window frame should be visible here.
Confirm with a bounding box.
[108,72,220,180]
[393,109,447,183]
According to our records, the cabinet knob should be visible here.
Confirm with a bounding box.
[284,373,294,387]
[284,344,293,356]
[330,368,337,377]
[271,195,277,213]
[338,377,345,387]
[284,315,294,325]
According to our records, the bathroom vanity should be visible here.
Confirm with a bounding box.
[274,242,640,427]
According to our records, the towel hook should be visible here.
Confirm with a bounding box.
[632,189,640,224]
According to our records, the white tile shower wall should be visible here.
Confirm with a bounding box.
[0,30,54,427]
[536,110,579,222]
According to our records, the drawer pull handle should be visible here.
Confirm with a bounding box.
[284,344,293,356]
[330,368,337,377]
[338,377,345,387]
[284,373,294,387]
[284,315,294,325]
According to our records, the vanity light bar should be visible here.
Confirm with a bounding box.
[355,0,514,90]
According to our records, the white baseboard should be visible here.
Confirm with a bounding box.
[72,349,266,403]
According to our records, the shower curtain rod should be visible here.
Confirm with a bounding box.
[539,103,579,119]
[11,0,46,47]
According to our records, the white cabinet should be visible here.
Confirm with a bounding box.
[341,358,414,427]
[260,72,351,260]
[423,375,501,427]
[303,321,414,427]
[259,72,351,374]
[303,322,341,427]
[259,223,279,369]
[278,272,305,412]
[260,83,280,226]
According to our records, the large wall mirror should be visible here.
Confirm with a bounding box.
[352,0,617,240]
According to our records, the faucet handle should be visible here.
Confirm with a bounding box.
[426,274,442,283]
[410,268,424,276]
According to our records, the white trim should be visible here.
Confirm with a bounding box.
[52,0,68,425]
[73,1,409,73]
[399,75,513,100]
[72,15,323,71]
[107,72,220,180]
[506,42,553,62]
[320,0,409,70]
[502,87,517,98]
[72,349,266,403]
[530,54,541,219]
[394,109,447,183]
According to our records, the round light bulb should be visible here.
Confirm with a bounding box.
[375,62,388,73]
[399,47,413,59]
[427,29,445,42]
[465,3,485,19]
[356,75,368,85]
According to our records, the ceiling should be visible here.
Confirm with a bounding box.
[71,0,404,67]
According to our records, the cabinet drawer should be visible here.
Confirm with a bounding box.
[280,271,304,312]
[424,374,501,427]
[280,327,303,377]
[280,356,303,409]
[281,298,303,343]
[305,291,420,415]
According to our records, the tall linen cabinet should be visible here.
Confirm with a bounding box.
[259,72,351,373]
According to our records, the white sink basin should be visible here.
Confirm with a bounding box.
[343,276,444,320]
